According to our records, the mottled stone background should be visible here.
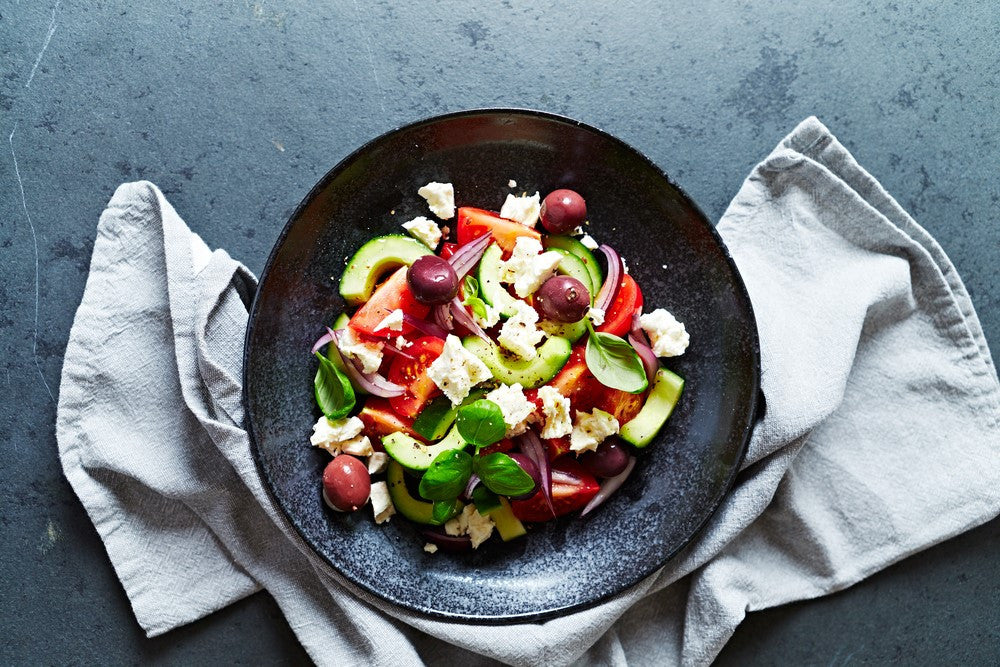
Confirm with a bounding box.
[1,1,997,664]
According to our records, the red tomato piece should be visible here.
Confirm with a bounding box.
[510,458,599,522]
[543,436,572,460]
[348,266,430,338]
[543,344,646,425]
[455,207,541,254]
[357,397,424,449]
[387,336,445,419]
[439,242,458,260]
[596,274,643,337]
[479,438,515,456]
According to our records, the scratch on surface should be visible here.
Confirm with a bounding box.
[351,0,387,114]
[9,124,54,402]
[26,0,61,89]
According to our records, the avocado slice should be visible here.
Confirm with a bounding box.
[620,368,685,448]
[339,234,433,306]
[543,235,603,294]
[462,336,571,388]
[486,497,526,541]
[386,460,461,525]
[382,424,467,471]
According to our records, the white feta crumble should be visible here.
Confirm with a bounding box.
[427,334,493,405]
[580,234,599,250]
[639,308,690,357]
[622,256,629,274]
[497,299,545,360]
[423,543,439,554]
[338,327,384,374]
[587,307,605,327]
[374,308,404,333]
[341,435,374,457]
[310,416,368,456]
[570,409,620,453]
[444,504,495,549]
[507,179,517,188]
[417,182,455,220]
[499,191,541,227]
[471,300,500,329]
[569,225,585,236]
[500,236,563,298]
[367,451,389,475]
[537,385,572,439]
[396,336,412,349]
[485,383,535,436]
[662,264,667,270]
[370,481,395,524]
[401,216,442,249]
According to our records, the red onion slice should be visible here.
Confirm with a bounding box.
[628,312,658,383]
[449,296,490,342]
[550,469,585,486]
[328,328,406,397]
[419,528,472,552]
[401,312,447,339]
[580,455,636,517]
[382,339,416,361]
[433,303,454,331]
[462,474,481,501]
[519,430,555,518]
[593,245,624,313]
[448,232,493,279]
[311,330,334,354]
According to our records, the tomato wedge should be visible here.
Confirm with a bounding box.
[349,266,430,338]
[510,458,599,521]
[387,336,445,418]
[456,207,541,254]
[439,242,458,260]
[542,344,646,427]
[596,273,642,337]
[358,397,424,447]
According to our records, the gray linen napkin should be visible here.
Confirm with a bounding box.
[57,117,1000,666]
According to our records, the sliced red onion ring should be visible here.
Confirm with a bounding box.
[519,430,555,518]
[448,232,493,279]
[550,469,585,486]
[593,244,624,313]
[419,528,472,552]
[462,474,481,501]
[311,330,334,354]
[628,312,658,383]
[449,296,490,342]
[328,328,406,397]
[401,312,447,339]
[581,455,636,517]
[433,303,454,331]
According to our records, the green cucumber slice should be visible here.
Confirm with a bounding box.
[477,243,519,317]
[620,368,684,448]
[544,235,603,294]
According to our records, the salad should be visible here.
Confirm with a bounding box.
[309,182,689,553]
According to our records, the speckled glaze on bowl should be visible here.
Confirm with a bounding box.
[244,109,760,623]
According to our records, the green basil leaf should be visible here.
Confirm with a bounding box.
[413,390,486,440]
[432,499,462,524]
[475,452,535,497]
[466,296,489,321]
[463,275,479,299]
[585,330,649,394]
[314,351,355,419]
[457,399,507,451]
[471,485,501,515]
[419,450,473,501]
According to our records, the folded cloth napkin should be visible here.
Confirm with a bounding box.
[57,117,1000,666]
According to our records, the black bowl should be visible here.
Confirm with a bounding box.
[244,109,760,622]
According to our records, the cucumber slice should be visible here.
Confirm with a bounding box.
[544,235,603,294]
[339,235,433,306]
[620,368,685,448]
[546,247,595,296]
[538,318,587,343]
[383,425,467,471]
[488,497,527,541]
[462,336,571,388]
[477,243,519,317]
[386,460,459,525]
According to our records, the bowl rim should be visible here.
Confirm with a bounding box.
[243,107,761,623]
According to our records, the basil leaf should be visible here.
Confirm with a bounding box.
[463,274,479,299]
[314,351,355,419]
[471,485,501,515]
[432,499,462,524]
[456,399,507,451]
[419,450,473,501]
[585,330,649,394]
[413,390,486,440]
[475,452,535,497]
[465,296,489,321]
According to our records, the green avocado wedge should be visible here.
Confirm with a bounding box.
[386,460,460,525]
[620,368,685,448]
[462,336,571,388]
[339,234,433,306]
[382,425,467,471]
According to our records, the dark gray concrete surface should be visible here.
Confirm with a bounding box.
[1,1,997,664]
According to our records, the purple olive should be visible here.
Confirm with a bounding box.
[322,455,371,512]
[535,275,590,323]
[507,453,540,500]
[406,255,459,305]
[579,438,630,478]
[540,189,587,234]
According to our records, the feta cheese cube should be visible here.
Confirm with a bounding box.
[310,416,366,455]
[427,334,493,405]
[374,308,405,333]
[537,385,572,439]
[570,409,620,453]
[367,451,389,474]
[485,383,535,436]
[396,336,412,349]
[507,179,517,188]
[499,192,541,227]
[417,182,455,220]
[341,435,374,457]
[587,307,605,327]
[444,504,495,549]
[370,481,395,524]
[639,308,690,357]
[500,236,563,298]
[338,327,384,374]
[497,299,545,360]
[401,216,442,249]
[423,543,439,554]
[580,234,599,250]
